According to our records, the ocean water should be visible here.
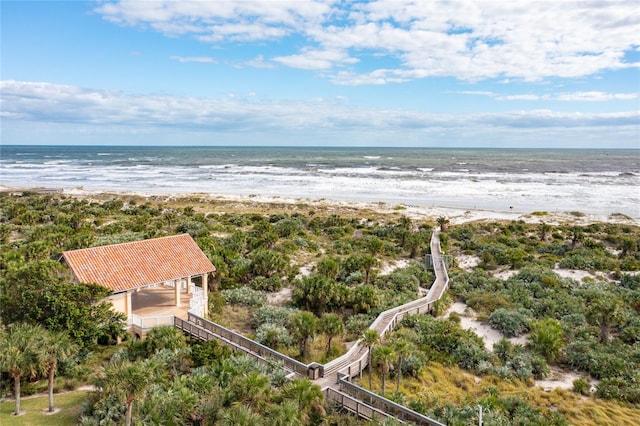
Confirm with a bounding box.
[1,146,638,217]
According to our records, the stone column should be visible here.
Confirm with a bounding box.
[125,290,132,316]
[174,279,181,307]
[202,273,209,316]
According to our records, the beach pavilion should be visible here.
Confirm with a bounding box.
[62,234,215,337]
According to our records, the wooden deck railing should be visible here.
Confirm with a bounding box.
[336,373,445,426]
[176,312,316,378]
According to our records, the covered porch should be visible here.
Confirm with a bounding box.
[62,234,216,337]
[115,278,208,337]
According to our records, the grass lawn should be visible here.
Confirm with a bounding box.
[0,391,89,426]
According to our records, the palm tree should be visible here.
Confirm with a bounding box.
[218,403,262,426]
[436,216,450,231]
[405,232,425,258]
[373,345,395,397]
[364,236,385,256]
[620,237,638,258]
[361,329,380,390]
[538,222,551,241]
[397,216,412,247]
[0,323,45,416]
[288,311,318,359]
[587,295,621,344]
[100,358,158,426]
[359,254,377,285]
[41,330,78,413]
[391,338,412,393]
[569,226,583,250]
[319,313,344,355]
[267,400,302,426]
[316,256,340,280]
[226,371,272,412]
[280,378,325,424]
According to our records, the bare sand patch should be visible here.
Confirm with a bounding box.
[444,302,589,390]
[379,259,410,276]
[536,367,585,391]
[553,268,603,282]
[457,254,480,272]
[267,287,292,306]
[493,269,519,280]
[445,302,520,351]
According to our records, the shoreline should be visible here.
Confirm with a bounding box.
[2,185,637,226]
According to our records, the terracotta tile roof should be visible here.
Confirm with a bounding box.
[62,234,215,293]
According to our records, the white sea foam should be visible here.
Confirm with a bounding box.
[2,147,638,217]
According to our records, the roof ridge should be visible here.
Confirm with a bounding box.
[62,233,191,254]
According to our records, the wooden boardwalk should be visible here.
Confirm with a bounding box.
[323,230,448,382]
[176,230,449,425]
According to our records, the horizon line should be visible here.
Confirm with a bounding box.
[2,144,638,151]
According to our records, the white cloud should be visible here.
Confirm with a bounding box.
[170,56,217,63]
[243,55,276,69]
[96,0,640,84]
[273,49,358,70]
[454,90,638,102]
[498,94,544,101]
[555,91,639,101]
[96,0,333,39]
[2,80,637,132]
[3,80,638,147]
[455,91,496,96]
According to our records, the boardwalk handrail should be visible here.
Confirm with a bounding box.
[337,373,445,426]
[183,312,312,377]
[324,387,404,423]
[330,297,435,379]
[328,229,450,380]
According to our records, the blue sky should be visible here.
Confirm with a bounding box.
[1,0,639,148]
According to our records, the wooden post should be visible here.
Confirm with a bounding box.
[186,276,191,294]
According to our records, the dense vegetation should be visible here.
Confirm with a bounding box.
[445,220,640,403]
[1,191,639,425]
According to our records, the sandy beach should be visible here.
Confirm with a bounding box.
[4,185,636,227]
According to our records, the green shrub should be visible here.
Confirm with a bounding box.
[255,323,292,349]
[596,375,640,403]
[344,313,375,340]
[489,308,531,337]
[466,293,511,315]
[221,286,266,306]
[572,378,590,395]
[249,275,283,292]
[252,305,296,328]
